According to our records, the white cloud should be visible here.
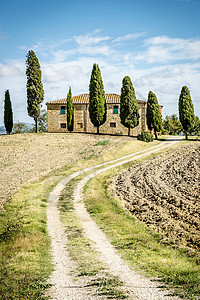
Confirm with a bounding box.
[135,76,154,88]
[78,45,113,56]
[51,50,74,63]
[18,43,44,53]
[43,63,83,83]
[135,36,200,63]
[114,33,145,43]
[72,31,113,59]
[74,31,111,46]
[172,66,183,75]
[0,65,22,77]
[18,38,73,62]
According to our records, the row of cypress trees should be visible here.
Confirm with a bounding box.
[3,50,196,140]
[87,63,196,140]
[87,63,162,139]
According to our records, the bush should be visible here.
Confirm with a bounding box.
[95,140,110,146]
[137,131,153,142]
[13,122,30,134]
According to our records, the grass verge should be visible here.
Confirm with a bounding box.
[83,148,200,300]
[59,178,128,299]
[0,174,66,300]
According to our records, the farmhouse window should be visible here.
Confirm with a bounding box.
[60,123,66,128]
[113,105,119,114]
[60,106,66,114]
[77,122,83,129]
[110,122,116,128]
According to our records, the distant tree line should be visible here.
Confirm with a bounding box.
[2,51,200,139]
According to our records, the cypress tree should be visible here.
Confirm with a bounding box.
[147,91,162,140]
[89,63,106,134]
[4,90,13,134]
[26,50,44,133]
[67,87,74,132]
[178,86,195,140]
[120,76,139,136]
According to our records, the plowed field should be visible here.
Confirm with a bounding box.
[114,143,200,256]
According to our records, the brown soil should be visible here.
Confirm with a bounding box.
[113,143,200,255]
[0,132,128,211]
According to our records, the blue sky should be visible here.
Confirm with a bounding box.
[0,0,200,125]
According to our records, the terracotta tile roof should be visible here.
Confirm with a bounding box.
[46,94,146,105]
[46,98,67,105]
[73,94,90,104]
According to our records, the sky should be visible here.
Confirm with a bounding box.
[0,0,200,125]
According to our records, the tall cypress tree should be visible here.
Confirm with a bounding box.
[178,86,195,140]
[120,76,139,136]
[4,90,13,134]
[26,50,44,133]
[89,63,106,134]
[67,87,74,133]
[147,91,162,140]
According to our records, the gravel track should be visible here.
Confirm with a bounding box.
[47,175,101,300]
[47,138,182,299]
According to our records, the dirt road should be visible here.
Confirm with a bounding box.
[47,138,182,299]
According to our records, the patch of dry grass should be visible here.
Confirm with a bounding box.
[0,132,161,210]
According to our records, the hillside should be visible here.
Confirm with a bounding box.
[0,132,131,210]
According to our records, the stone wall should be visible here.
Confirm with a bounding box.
[47,104,68,132]
[47,101,148,136]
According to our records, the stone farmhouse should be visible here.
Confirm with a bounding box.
[46,93,154,136]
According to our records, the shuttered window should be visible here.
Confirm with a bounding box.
[60,106,66,114]
[113,105,119,114]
